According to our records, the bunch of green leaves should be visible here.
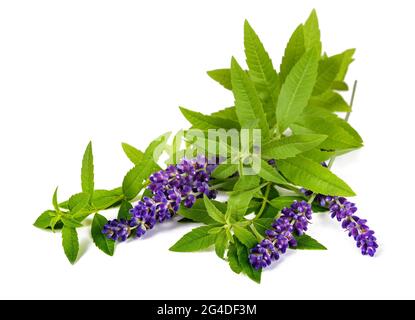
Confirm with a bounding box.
[173,10,361,282]
[34,134,169,263]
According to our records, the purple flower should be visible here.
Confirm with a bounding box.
[249,201,312,270]
[103,156,217,241]
[316,195,378,257]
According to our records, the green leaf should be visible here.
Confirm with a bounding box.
[280,24,305,83]
[235,238,261,283]
[262,134,327,160]
[81,142,94,195]
[61,216,83,228]
[293,234,327,250]
[252,218,274,235]
[207,68,232,90]
[333,48,355,82]
[258,160,287,184]
[204,196,226,224]
[227,243,242,274]
[301,148,335,163]
[90,189,124,210]
[332,81,349,91]
[122,135,167,200]
[233,225,257,248]
[244,20,279,126]
[180,107,240,130]
[231,57,270,139]
[211,106,237,119]
[269,196,305,211]
[117,200,133,220]
[91,213,115,256]
[308,91,351,112]
[33,210,55,229]
[226,187,261,222]
[68,192,90,214]
[279,156,355,196]
[234,175,260,191]
[122,143,144,165]
[52,187,59,212]
[313,55,341,96]
[212,163,238,179]
[215,230,229,259]
[303,9,322,55]
[62,226,79,264]
[170,226,218,252]
[177,199,221,225]
[276,48,319,133]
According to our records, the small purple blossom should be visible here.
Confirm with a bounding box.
[249,201,312,270]
[103,156,217,241]
[316,195,378,257]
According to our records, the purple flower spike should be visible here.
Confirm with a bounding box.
[315,195,378,257]
[249,201,312,270]
[103,156,217,242]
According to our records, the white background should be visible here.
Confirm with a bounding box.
[1,0,414,300]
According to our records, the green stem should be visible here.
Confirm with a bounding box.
[254,183,271,220]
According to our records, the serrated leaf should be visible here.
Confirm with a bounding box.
[179,107,239,130]
[122,143,144,165]
[231,57,270,139]
[235,238,261,283]
[301,148,335,163]
[233,225,257,248]
[303,9,322,55]
[258,160,287,184]
[211,106,237,119]
[117,200,133,220]
[262,134,327,160]
[81,142,94,195]
[244,20,279,127]
[204,196,226,224]
[234,175,260,191]
[215,230,229,259]
[61,216,83,228]
[207,68,232,90]
[269,196,305,211]
[62,226,79,264]
[227,243,242,274]
[169,225,218,252]
[313,56,341,96]
[226,187,261,222]
[68,192,90,214]
[280,24,305,83]
[276,48,319,133]
[279,156,355,196]
[177,199,224,225]
[91,213,115,256]
[308,91,351,112]
[212,163,238,180]
[90,189,124,210]
[293,234,327,250]
[252,218,274,235]
[333,49,355,82]
[33,210,56,229]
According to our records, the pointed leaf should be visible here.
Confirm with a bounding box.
[179,107,240,130]
[303,9,322,55]
[92,213,115,256]
[308,91,351,112]
[52,187,59,212]
[81,142,94,195]
[178,199,225,225]
[313,56,342,96]
[122,143,144,165]
[280,24,305,83]
[207,68,232,90]
[227,243,242,274]
[233,225,257,248]
[62,226,79,264]
[33,210,56,229]
[234,175,261,191]
[215,230,229,259]
[212,163,238,179]
[169,226,218,252]
[235,238,261,283]
[231,57,270,139]
[279,156,355,196]
[262,134,327,160]
[204,196,226,224]
[293,234,327,250]
[258,160,287,184]
[117,200,133,220]
[276,49,319,133]
[244,20,279,126]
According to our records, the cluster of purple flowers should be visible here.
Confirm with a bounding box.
[316,195,378,257]
[249,200,312,270]
[102,157,217,241]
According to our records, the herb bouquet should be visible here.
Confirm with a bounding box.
[34,10,377,283]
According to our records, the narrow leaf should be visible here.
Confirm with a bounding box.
[279,156,356,196]
[276,48,319,133]
[293,234,327,250]
[179,107,239,130]
[313,56,341,96]
[227,243,242,274]
[81,142,94,195]
[117,200,133,220]
[33,210,55,229]
[233,225,257,248]
[303,9,322,55]
[204,196,226,224]
[61,216,83,228]
[258,160,287,184]
[235,238,261,283]
[215,230,229,259]
[62,226,79,264]
[177,199,224,225]
[169,226,218,252]
[52,187,59,212]
[234,175,260,191]
[308,91,351,112]
[122,143,144,165]
[280,24,305,83]
[212,163,238,180]
[252,218,274,235]
[207,68,232,90]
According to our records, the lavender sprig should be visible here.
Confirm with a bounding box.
[102,156,217,241]
[249,201,312,270]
